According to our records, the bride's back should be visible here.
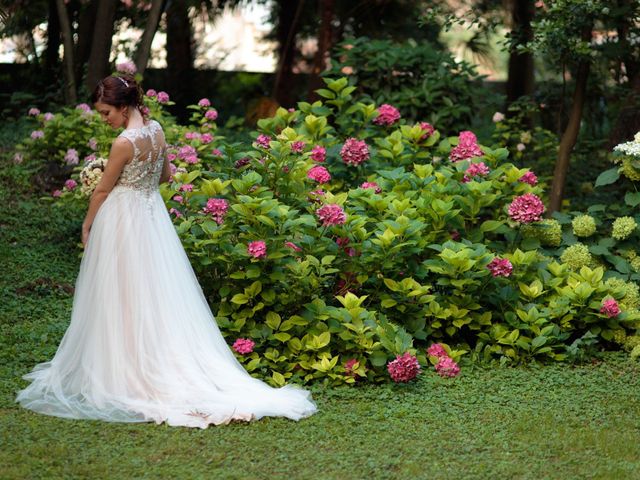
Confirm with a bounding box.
[116,120,166,193]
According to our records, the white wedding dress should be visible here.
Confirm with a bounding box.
[16,120,317,428]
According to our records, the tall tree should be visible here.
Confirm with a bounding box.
[166,0,194,112]
[134,0,165,76]
[55,0,77,103]
[506,0,535,106]
[85,0,118,92]
[272,0,306,107]
[307,0,335,99]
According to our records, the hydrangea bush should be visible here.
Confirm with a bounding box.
[15,77,640,386]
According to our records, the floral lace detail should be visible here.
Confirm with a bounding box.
[116,120,166,195]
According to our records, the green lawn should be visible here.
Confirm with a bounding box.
[1,156,640,480]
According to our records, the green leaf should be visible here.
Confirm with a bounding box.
[625,191,640,207]
[231,293,249,305]
[595,168,619,187]
[369,350,388,367]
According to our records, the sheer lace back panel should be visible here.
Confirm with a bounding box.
[116,120,166,194]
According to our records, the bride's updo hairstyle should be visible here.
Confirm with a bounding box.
[91,74,145,114]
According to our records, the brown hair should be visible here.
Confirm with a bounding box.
[91,74,144,112]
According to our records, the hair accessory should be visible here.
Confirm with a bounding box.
[117,76,129,88]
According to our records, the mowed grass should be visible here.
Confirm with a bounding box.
[1,155,640,480]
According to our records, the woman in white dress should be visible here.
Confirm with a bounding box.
[16,75,317,428]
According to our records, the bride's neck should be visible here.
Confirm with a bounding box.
[125,107,145,129]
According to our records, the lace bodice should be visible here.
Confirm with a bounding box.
[115,120,166,194]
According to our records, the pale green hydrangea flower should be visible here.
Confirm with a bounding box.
[605,277,640,309]
[620,158,640,181]
[612,216,637,240]
[572,215,596,237]
[521,219,562,246]
[560,243,592,269]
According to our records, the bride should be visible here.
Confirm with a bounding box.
[16,74,317,428]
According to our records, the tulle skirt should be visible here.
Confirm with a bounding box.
[16,186,317,428]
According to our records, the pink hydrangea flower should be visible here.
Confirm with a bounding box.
[419,122,435,141]
[64,179,77,190]
[201,133,213,144]
[600,298,621,318]
[291,141,306,153]
[373,104,401,126]
[450,130,483,162]
[75,103,92,113]
[212,148,223,157]
[316,204,347,226]
[179,183,193,192]
[205,109,218,121]
[202,198,229,224]
[178,145,198,164]
[344,358,359,377]
[157,91,170,103]
[492,112,505,123]
[435,356,460,378]
[247,240,267,259]
[308,189,325,203]
[87,138,98,150]
[167,153,177,162]
[169,208,183,218]
[307,165,331,183]
[116,61,137,74]
[285,241,302,252]
[387,352,421,382]
[232,338,255,355]
[43,112,54,122]
[487,257,513,277]
[28,107,40,116]
[360,181,382,193]
[173,195,183,203]
[519,171,538,185]
[185,132,201,140]
[64,148,79,165]
[427,343,448,358]
[256,134,272,149]
[462,162,490,183]
[198,98,211,107]
[508,193,545,223]
[146,89,157,98]
[84,154,96,164]
[516,143,526,152]
[52,189,62,198]
[340,138,369,166]
[311,145,326,163]
[30,130,44,140]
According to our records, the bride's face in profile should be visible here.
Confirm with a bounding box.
[94,102,127,129]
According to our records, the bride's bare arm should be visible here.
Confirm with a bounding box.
[159,154,172,184]
[81,138,133,245]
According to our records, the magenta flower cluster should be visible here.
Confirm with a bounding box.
[316,204,347,226]
[256,134,272,149]
[519,171,538,185]
[340,138,369,166]
[285,241,302,252]
[178,145,199,164]
[600,298,621,318]
[450,130,483,162]
[487,257,513,277]
[307,165,331,184]
[291,141,306,153]
[65,148,79,166]
[344,358,359,377]
[426,343,461,378]
[202,198,229,224]
[360,181,382,193]
[64,179,77,190]
[198,98,211,107]
[508,193,545,223]
[387,352,421,382]
[157,91,170,103]
[205,109,218,121]
[462,162,490,183]
[28,107,40,116]
[419,122,435,141]
[247,240,267,259]
[373,104,401,126]
[311,145,326,163]
[232,338,255,355]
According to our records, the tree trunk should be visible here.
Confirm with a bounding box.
[548,59,591,213]
[55,0,77,104]
[134,0,165,76]
[166,0,193,116]
[44,0,61,76]
[272,0,304,107]
[75,0,99,87]
[85,0,118,92]
[506,0,535,106]
[307,0,335,100]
